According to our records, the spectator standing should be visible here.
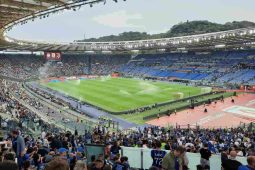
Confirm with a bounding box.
[200,143,211,169]
[151,140,166,168]
[110,141,121,159]
[222,151,242,170]
[12,130,25,170]
[161,146,186,170]
[181,151,189,170]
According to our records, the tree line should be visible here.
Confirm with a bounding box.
[76,20,255,42]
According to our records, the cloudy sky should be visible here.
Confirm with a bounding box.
[6,0,255,43]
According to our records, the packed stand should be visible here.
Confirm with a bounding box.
[118,50,255,86]
[1,119,255,170]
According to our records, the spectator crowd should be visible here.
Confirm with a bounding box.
[0,119,255,170]
[0,52,255,170]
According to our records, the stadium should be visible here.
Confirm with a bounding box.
[0,0,255,170]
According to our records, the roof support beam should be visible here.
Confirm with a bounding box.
[0,10,24,15]
[35,0,66,5]
[0,0,47,10]
[12,0,51,7]
[0,5,33,13]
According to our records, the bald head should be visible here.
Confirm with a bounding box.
[229,151,237,159]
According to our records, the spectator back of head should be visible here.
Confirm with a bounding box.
[0,160,18,170]
[45,157,69,170]
[247,156,255,166]
[176,146,186,154]
[74,160,87,170]
[4,152,15,161]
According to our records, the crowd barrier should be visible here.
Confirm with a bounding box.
[83,144,248,169]
[120,147,247,170]
[0,142,248,169]
[85,144,105,164]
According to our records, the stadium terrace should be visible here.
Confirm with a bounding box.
[0,1,255,170]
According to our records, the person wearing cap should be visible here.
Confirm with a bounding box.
[58,147,68,158]
[161,146,186,170]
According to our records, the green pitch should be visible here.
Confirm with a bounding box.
[43,77,202,112]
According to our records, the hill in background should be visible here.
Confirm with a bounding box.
[76,20,255,42]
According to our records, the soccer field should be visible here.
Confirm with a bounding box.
[43,77,203,112]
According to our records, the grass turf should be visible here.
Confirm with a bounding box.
[42,77,203,112]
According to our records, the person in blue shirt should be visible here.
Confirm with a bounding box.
[110,141,121,159]
[151,140,167,168]
[12,130,25,170]
[112,156,129,170]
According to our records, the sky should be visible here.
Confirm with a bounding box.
[6,0,255,43]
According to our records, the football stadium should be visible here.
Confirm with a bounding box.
[0,0,255,170]
[43,78,203,112]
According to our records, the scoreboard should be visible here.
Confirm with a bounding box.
[44,52,61,61]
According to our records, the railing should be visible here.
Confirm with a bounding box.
[10,93,73,133]
[0,141,248,169]
[120,147,247,170]
[143,91,229,120]
[0,74,24,82]
[23,82,96,126]
[0,112,40,137]
[239,122,255,130]
[83,145,248,170]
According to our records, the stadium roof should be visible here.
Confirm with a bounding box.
[0,0,69,43]
[0,1,255,53]
[0,0,105,45]
[2,27,255,53]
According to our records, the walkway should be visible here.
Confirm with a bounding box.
[147,93,255,128]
